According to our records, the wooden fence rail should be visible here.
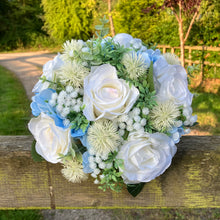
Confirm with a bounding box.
[0,135,220,209]
[157,45,220,67]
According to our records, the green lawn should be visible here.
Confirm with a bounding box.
[191,92,220,135]
[0,210,43,220]
[0,66,41,219]
[0,65,30,135]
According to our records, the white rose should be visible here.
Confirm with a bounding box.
[83,64,139,121]
[153,57,193,107]
[113,33,133,48]
[28,113,71,163]
[117,132,176,184]
[32,53,64,93]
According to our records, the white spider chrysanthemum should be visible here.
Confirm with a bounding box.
[58,61,89,88]
[61,159,88,183]
[150,101,180,132]
[121,52,149,79]
[61,39,84,62]
[87,119,121,156]
[163,53,181,65]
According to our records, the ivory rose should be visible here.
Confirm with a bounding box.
[32,54,63,93]
[83,64,139,121]
[28,113,71,163]
[117,132,176,184]
[153,57,193,107]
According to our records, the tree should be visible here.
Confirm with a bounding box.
[0,0,45,50]
[113,0,165,41]
[41,0,96,42]
[162,0,202,66]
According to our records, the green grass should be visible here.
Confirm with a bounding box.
[0,66,41,219]
[191,92,220,135]
[0,210,43,220]
[0,65,31,135]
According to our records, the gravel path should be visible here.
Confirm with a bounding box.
[0,51,55,100]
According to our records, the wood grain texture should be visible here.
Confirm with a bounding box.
[0,135,219,209]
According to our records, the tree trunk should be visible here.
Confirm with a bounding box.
[108,0,115,37]
[178,2,185,67]
[179,20,185,67]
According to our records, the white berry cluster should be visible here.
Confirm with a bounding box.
[49,85,84,126]
[113,107,150,136]
[87,149,111,184]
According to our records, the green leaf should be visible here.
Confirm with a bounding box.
[127,182,146,197]
[123,130,129,140]
[31,140,44,162]
[147,62,155,92]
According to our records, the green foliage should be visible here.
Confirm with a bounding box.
[95,15,110,39]
[69,111,89,133]
[0,66,30,135]
[187,0,220,46]
[127,182,145,197]
[98,151,124,192]
[113,0,165,44]
[82,37,129,69]
[41,0,96,42]
[31,140,44,162]
[112,0,219,47]
[0,210,42,220]
[0,0,48,51]
[147,62,154,92]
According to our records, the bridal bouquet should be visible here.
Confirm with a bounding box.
[28,25,197,197]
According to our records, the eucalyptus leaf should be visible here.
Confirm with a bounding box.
[127,182,146,197]
[31,140,44,162]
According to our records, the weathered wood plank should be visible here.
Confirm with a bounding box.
[0,136,219,209]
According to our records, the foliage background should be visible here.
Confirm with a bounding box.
[1,0,219,50]
[0,0,219,84]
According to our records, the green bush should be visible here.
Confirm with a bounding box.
[112,0,220,47]
[41,0,96,43]
[0,0,47,51]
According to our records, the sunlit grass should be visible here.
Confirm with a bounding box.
[0,210,43,220]
[191,92,220,134]
[0,65,30,135]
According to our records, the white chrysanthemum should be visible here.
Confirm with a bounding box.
[61,39,84,61]
[150,101,180,132]
[121,52,149,79]
[87,119,121,156]
[61,159,88,183]
[58,61,89,88]
[163,53,181,65]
